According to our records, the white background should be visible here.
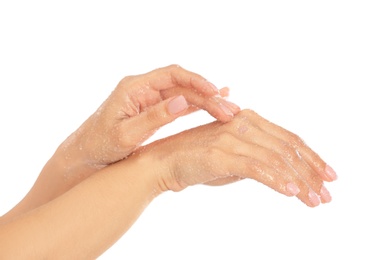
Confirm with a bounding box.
[0,1,372,259]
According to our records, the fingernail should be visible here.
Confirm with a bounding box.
[325,164,338,181]
[168,95,188,115]
[219,103,234,117]
[223,100,241,113]
[308,190,320,207]
[320,185,332,203]
[286,182,300,196]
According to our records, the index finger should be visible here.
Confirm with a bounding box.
[143,64,219,96]
[238,110,337,182]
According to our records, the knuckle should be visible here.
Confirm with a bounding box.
[239,109,257,118]
[166,64,182,72]
[146,106,167,123]
[268,151,288,172]
[230,116,245,128]
[235,109,262,126]
[287,132,306,148]
[162,64,185,86]
[279,141,299,162]
[214,131,234,145]
[309,170,323,185]
[309,176,319,187]
[116,75,136,92]
[118,75,135,85]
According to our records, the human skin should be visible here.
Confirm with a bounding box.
[0,109,336,259]
[0,150,159,259]
[0,65,240,223]
[143,109,337,206]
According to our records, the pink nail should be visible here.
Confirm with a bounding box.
[219,103,234,117]
[325,164,338,181]
[308,190,320,207]
[167,95,188,115]
[223,100,241,113]
[320,185,332,203]
[286,182,300,196]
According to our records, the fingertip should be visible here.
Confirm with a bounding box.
[286,182,301,196]
[219,87,230,97]
[308,190,321,207]
[213,99,240,123]
[325,164,338,181]
[223,100,241,114]
[219,103,234,118]
[320,185,332,203]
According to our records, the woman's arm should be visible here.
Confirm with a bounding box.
[0,152,161,259]
[139,109,337,206]
[1,65,240,223]
[0,109,337,259]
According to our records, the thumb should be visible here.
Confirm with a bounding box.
[146,95,189,125]
[165,95,189,116]
[123,95,189,145]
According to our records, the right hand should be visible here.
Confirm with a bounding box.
[139,109,337,207]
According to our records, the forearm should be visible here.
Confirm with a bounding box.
[0,153,161,259]
[1,129,99,222]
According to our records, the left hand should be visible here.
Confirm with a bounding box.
[0,65,240,222]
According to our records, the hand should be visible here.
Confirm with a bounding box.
[0,65,240,219]
[61,65,240,170]
[140,109,337,207]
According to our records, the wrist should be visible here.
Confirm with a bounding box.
[136,143,185,194]
[54,131,99,184]
[106,150,165,199]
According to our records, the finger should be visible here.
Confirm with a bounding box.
[236,110,337,182]
[219,87,230,97]
[231,111,333,205]
[217,132,325,207]
[210,133,300,197]
[232,121,324,196]
[230,116,332,205]
[144,64,219,96]
[161,86,232,118]
[161,87,241,122]
[219,149,301,198]
[118,95,189,147]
